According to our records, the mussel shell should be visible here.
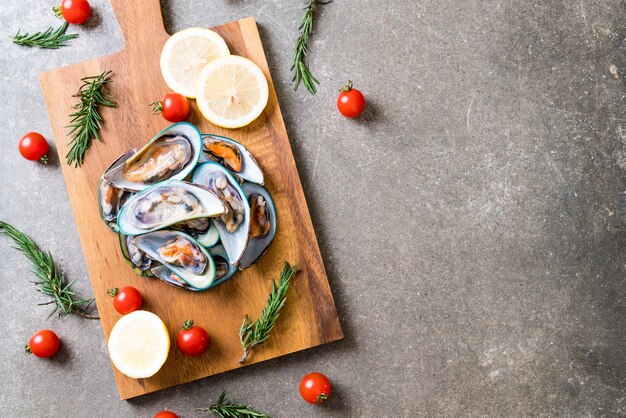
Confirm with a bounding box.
[103,123,202,192]
[150,245,235,290]
[209,245,237,286]
[99,181,124,222]
[239,182,277,269]
[196,222,220,248]
[98,149,137,230]
[133,230,216,290]
[118,233,153,276]
[192,162,250,265]
[117,180,226,236]
[200,134,264,185]
[151,263,204,291]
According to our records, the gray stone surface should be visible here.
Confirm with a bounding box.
[0,0,624,416]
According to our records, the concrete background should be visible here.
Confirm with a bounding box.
[0,0,624,416]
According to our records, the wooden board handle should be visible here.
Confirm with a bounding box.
[109,0,168,49]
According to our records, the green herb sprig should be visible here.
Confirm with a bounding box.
[12,22,78,49]
[239,262,298,363]
[65,71,117,167]
[0,221,98,319]
[291,0,330,94]
[199,391,271,418]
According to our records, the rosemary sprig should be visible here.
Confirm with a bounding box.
[12,22,78,49]
[291,0,330,94]
[239,262,298,363]
[199,391,271,418]
[65,71,117,167]
[0,221,98,319]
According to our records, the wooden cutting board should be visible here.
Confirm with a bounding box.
[39,0,342,400]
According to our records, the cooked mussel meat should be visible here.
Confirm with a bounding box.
[249,194,270,238]
[124,134,192,184]
[203,137,242,172]
[157,236,207,275]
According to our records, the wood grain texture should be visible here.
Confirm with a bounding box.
[39,0,342,400]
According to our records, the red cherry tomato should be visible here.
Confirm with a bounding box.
[154,411,178,418]
[152,93,190,122]
[176,319,210,356]
[108,287,143,315]
[299,372,331,404]
[19,132,49,163]
[337,80,365,118]
[56,0,91,25]
[26,330,60,358]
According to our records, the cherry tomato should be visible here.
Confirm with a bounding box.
[26,330,60,358]
[56,0,91,25]
[176,319,210,356]
[18,132,49,163]
[154,411,178,418]
[151,93,190,122]
[107,286,143,315]
[337,80,365,118]
[299,372,331,404]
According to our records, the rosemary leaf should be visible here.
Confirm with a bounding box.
[12,22,78,49]
[65,71,117,167]
[239,262,298,363]
[291,0,328,94]
[0,221,98,319]
[199,391,271,418]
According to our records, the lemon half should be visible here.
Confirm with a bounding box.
[107,310,170,379]
[160,28,230,98]
[196,55,269,129]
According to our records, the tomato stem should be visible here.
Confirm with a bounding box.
[339,80,353,92]
[150,101,163,115]
[183,319,194,330]
[39,154,49,164]
[52,6,63,19]
[316,393,328,404]
[25,344,32,355]
[107,288,119,297]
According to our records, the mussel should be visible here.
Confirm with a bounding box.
[210,245,237,286]
[149,243,235,291]
[151,263,193,290]
[104,123,202,191]
[192,162,250,265]
[133,230,216,289]
[118,233,153,276]
[239,182,277,269]
[98,149,137,230]
[117,180,226,236]
[201,134,264,185]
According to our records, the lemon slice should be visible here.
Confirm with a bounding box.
[107,310,170,379]
[196,55,269,129]
[160,28,230,98]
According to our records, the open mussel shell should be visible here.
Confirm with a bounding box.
[103,122,202,192]
[171,218,218,248]
[150,244,236,290]
[151,263,204,291]
[118,233,153,277]
[196,222,220,248]
[98,149,137,230]
[117,179,226,236]
[239,182,277,269]
[200,134,264,185]
[133,230,216,290]
[210,245,237,286]
[192,162,250,265]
